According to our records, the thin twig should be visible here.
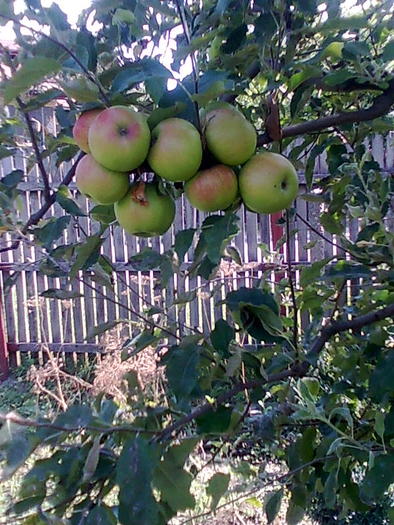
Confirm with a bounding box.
[180,454,336,524]
[0,411,157,435]
[295,211,351,254]
[0,44,51,199]
[174,0,201,131]
[0,14,110,106]
[0,152,84,254]
[328,279,347,323]
[78,275,181,341]
[115,271,201,335]
[18,99,51,200]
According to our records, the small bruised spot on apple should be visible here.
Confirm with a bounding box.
[131,182,149,206]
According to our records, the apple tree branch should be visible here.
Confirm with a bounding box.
[156,301,394,442]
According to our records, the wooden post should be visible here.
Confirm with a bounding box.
[0,275,9,380]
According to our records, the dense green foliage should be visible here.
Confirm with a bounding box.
[0,0,393,523]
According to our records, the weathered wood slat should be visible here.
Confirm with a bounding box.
[8,343,103,354]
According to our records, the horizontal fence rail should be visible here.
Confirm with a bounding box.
[0,105,393,375]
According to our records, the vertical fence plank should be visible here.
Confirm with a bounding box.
[0,277,9,379]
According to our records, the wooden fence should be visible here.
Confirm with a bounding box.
[0,106,393,378]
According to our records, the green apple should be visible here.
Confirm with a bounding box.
[72,109,103,153]
[114,182,175,237]
[147,118,203,182]
[184,164,238,212]
[239,152,299,214]
[88,105,151,172]
[75,154,129,205]
[204,102,256,166]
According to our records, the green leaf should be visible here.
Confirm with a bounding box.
[1,170,23,188]
[155,458,195,512]
[210,319,234,357]
[90,263,113,289]
[173,290,197,305]
[117,437,158,525]
[21,89,63,111]
[34,216,70,249]
[370,353,394,402]
[226,287,283,342]
[316,15,368,34]
[382,40,394,61]
[320,212,343,234]
[165,343,200,400]
[111,59,172,93]
[87,319,125,339]
[123,330,160,357]
[360,453,394,503]
[196,405,232,434]
[225,245,242,266]
[191,214,240,278]
[40,288,82,300]
[70,235,103,278]
[300,257,332,287]
[168,438,199,466]
[174,228,196,262]
[60,77,100,102]
[4,57,61,104]
[8,496,45,515]
[329,407,353,433]
[374,412,385,441]
[206,472,230,511]
[0,424,39,480]
[286,499,305,524]
[45,3,70,31]
[56,185,86,217]
[324,469,338,508]
[321,261,371,281]
[265,489,283,523]
[343,41,370,59]
[222,24,247,53]
[288,67,320,91]
[323,70,355,86]
[0,0,13,24]
[112,8,136,25]
[86,504,117,525]
[90,204,116,225]
[160,253,175,288]
[129,247,163,271]
[305,144,326,187]
[53,404,93,429]
[0,146,16,160]
[82,436,101,483]
[147,103,187,129]
[39,258,68,278]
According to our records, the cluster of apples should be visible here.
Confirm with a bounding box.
[72,103,299,237]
